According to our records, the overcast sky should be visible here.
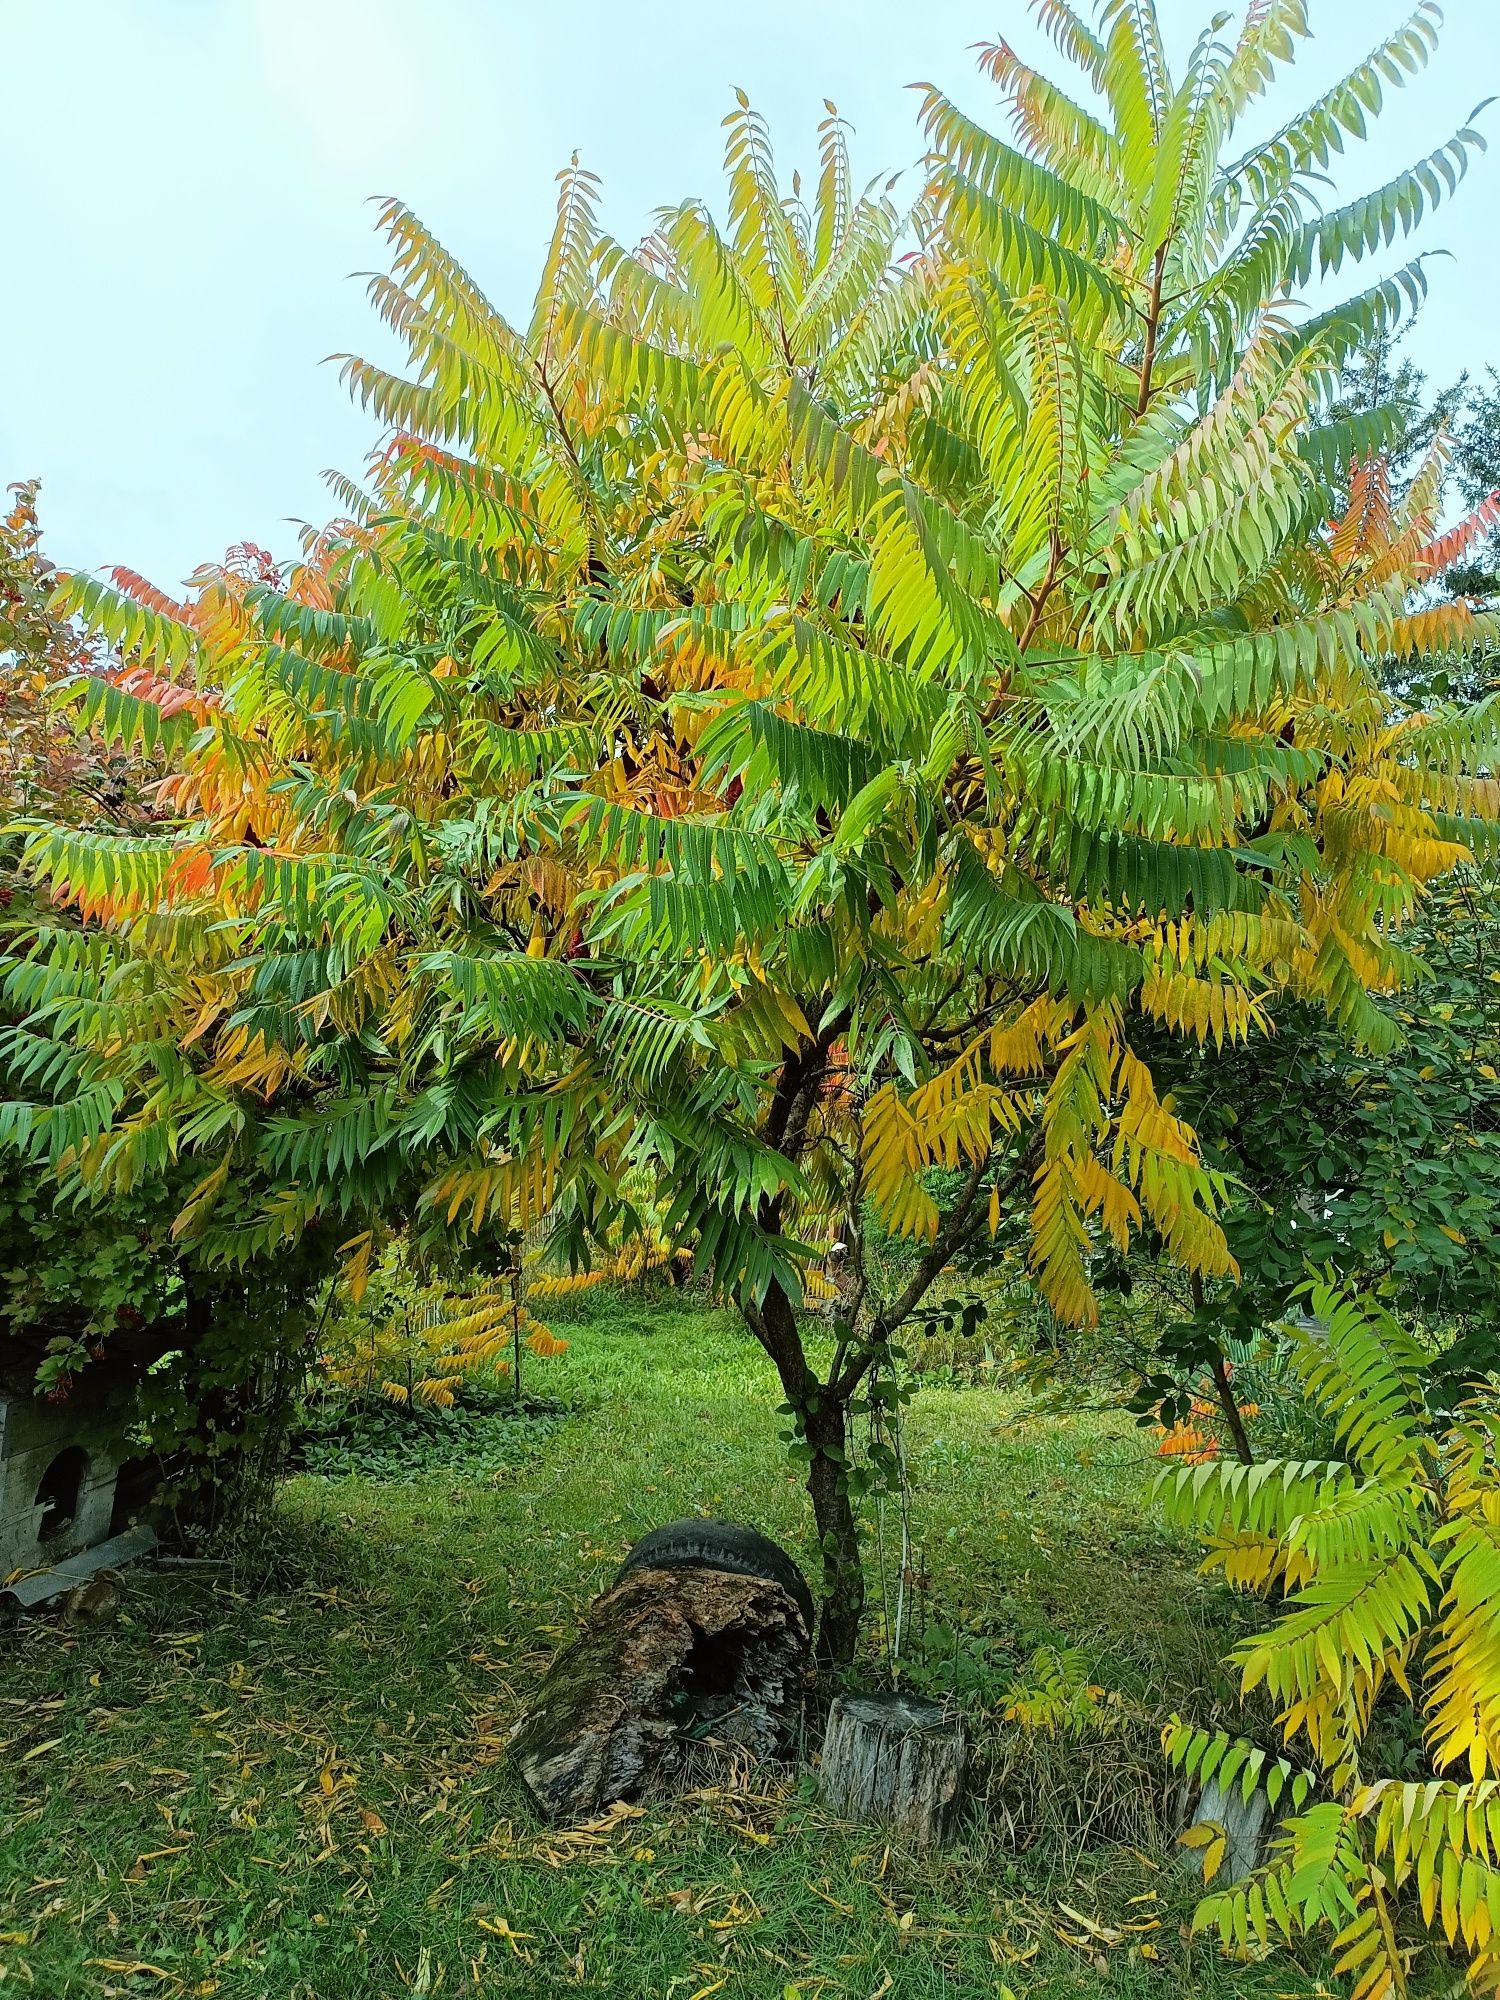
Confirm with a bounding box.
[5,0,1498,587]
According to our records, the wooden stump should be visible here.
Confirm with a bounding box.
[820,1692,968,1850]
[1182,1778,1274,1884]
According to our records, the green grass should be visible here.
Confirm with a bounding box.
[0,1295,1330,1998]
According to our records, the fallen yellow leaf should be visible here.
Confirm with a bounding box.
[475,1917,533,1953]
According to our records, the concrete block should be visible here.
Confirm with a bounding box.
[0,1393,131,1577]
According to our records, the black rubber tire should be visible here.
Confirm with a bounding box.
[616,1519,814,1633]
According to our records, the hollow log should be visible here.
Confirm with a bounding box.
[509,1563,810,1824]
[615,1518,815,1633]
[819,1691,968,1850]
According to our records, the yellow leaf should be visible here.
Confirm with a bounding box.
[170,1154,231,1242]
[338,1230,374,1305]
[476,1917,533,1952]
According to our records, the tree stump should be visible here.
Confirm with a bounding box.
[819,1692,968,1850]
[509,1550,811,1824]
[1181,1778,1275,1885]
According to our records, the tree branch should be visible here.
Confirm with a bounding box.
[832,1140,1037,1399]
[980,531,1065,728]
[1191,1271,1254,1467]
[757,1009,849,1239]
[1210,1350,1255,1468]
[1135,243,1167,419]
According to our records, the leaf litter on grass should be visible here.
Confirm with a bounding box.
[0,1301,1336,1999]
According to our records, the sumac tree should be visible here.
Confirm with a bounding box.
[5,1,1499,1659]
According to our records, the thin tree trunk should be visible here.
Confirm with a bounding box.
[805,1390,863,1669]
[1190,1274,1254,1467]
[1210,1352,1255,1467]
[744,1145,1032,1667]
[747,1276,867,1670]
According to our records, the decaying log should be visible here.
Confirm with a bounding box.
[820,1692,968,1850]
[510,1562,810,1823]
[616,1518,815,1633]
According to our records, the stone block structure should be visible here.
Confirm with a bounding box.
[0,1393,130,1577]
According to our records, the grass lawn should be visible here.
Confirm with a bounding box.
[0,1294,1333,1998]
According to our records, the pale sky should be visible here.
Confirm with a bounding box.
[5,0,1498,588]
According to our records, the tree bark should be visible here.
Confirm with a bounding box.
[1190,1276,1254,1468]
[510,1563,809,1823]
[743,1143,1036,1669]
[1209,1352,1255,1467]
[749,1277,864,1669]
[1135,242,1168,417]
[820,1692,968,1849]
[805,1390,863,1669]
